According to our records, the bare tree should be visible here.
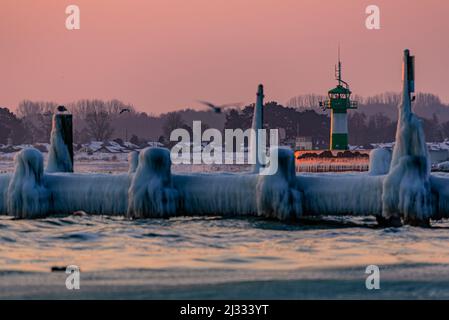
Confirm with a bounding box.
[69,99,107,118]
[17,100,57,118]
[162,112,185,139]
[105,99,136,115]
[286,94,327,114]
[85,111,114,141]
[16,100,55,142]
[68,99,136,118]
[415,93,441,107]
[365,92,401,106]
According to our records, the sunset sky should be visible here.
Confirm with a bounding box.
[1,0,448,114]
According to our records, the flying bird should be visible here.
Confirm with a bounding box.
[120,108,131,114]
[197,100,243,114]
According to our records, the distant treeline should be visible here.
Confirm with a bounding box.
[1,92,449,147]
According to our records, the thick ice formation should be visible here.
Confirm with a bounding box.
[46,173,129,216]
[256,147,302,220]
[127,147,178,218]
[429,174,449,220]
[7,148,49,218]
[128,151,139,174]
[0,174,11,213]
[173,148,302,219]
[47,114,73,173]
[382,50,432,225]
[368,148,392,175]
[297,173,384,217]
[174,173,257,216]
[0,143,448,222]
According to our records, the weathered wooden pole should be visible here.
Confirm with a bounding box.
[46,106,74,172]
[59,111,74,165]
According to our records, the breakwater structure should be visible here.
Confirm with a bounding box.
[0,49,448,227]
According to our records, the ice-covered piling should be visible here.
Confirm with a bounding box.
[7,148,49,218]
[250,84,265,173]
[382,49,432,226]
[256,147,302,220]
[128,151,139,174]
[368,148,392,175]
[46,108,74,173]
[127,147,178,218]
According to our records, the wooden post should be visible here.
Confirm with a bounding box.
[46,106,74,172]
[58,112,74,167]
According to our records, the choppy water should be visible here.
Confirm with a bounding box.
[1,214,449,273]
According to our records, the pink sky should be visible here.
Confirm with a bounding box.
[1,0,448,114]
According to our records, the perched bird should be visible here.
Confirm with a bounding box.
[197,100,243,114]
[120,108,131,114]
[57,105,68,112]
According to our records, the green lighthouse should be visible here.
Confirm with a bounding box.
[320,53,357,150]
